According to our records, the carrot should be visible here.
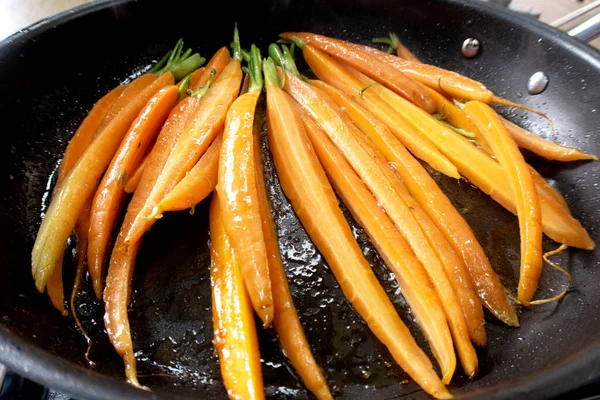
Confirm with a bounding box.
[424,85,480,138]
[529,165,570,211]
[156,134,221,213]
[124,55,242,248]
[372,32,420,62]
[298,101,456,381]
[31,72,175,293]
[217,44,273,327]
[502,117,597,162]
[348,119,486,349]
[296,44,459,179]
[46,251,67,315]
[280,33,436,113]
[308,79,517,327]
[87,85,179,299]
[209,194,264,400]
[124,155,148,193]
[465,101,543,306]
[263,58,450,399]
[253,114,331,399]
[345,60,594,249]
[97,76,158,133]
[56,85,126,189]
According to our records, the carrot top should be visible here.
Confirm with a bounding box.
[148,38,206,81]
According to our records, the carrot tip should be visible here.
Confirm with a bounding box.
[147,206,163,221]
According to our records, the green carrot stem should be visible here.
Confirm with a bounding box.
[247,45,263,93]
[263,57,280,88]
[231,23,242,61]
[188,68,217,98]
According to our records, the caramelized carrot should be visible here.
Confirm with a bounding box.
[253,117,331,399]
[300,44,459,179]
[156,134,222,213]
[280,33,436,113]
[465,101,543,306]
[210,194,264,400]
[298,102,456,380]
[502,117,597,162]
[309,79,517,327]
[124,155,148,193]
[217,45,273,326]
[349,121,486,349]
[88,85,179,299]
[263,58,450,399]
[32,72,174,292]
[124,58,242,248]
[97,75,158,133]
[57,85,126,189]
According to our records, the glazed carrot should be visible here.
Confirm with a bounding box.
[349,120,485,349]
[87,85,179,299]
[46,250,67,316]
[156,134,221,213]
[263,58,450,399]
[124,155,148,193]
[309,79,517,327]
[210,194,264,400]
[124,56,242,248]
[298,44,459,179]
[217,45,273,327]
[423,85,480,137]
[281,33,436,113]
[502,117,597,162]
[31,72,174,292]
[97,75,158,133]
[298,102,456,380]
[253,117,331,400]
[529,165,569,211]
[465,101,543,306]
[57,85,126,189]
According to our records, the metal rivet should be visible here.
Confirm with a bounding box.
[461,38,480,58]
[527,71,549,95]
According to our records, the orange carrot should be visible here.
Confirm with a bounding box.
[281,32,436,113]
[104,58,228,387]
[465,101,543,306]
[502,117,597,162]
[253,117,332,399]
[217,45,273,327]
[191,47,230,91]
[124,155,148,193]
[263,58,450,398]
[423,85,480,137]
[372,32,420,62]
[123,59,242,248]
[32,72,174,292]
[529,165,569,211]
[46,251,67,316]
[56,85,126,189]
[97,75,158,133]
[300,44,459,179]
[157,134,221,213]
[309,79,517,327]
[88,85,179,299]
[210,194,264,400]
[298,102,456,380]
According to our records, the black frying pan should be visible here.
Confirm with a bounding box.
[1,0,599,399]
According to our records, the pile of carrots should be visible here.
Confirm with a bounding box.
[31,26,596,399]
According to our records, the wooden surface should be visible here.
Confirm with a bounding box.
[0,1,597,43]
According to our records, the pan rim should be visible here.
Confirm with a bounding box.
[0,0,599,399]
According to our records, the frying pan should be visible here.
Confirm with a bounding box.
[1,0,599,399]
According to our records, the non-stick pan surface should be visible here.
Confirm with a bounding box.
[1,0,599,399]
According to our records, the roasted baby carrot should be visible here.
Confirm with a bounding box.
[299,44,459,179]
[502,117,597,162]
[156,134,221,213]
[124,155,148,193]
[263,58,450,399]
[31,72,175,292]
[124,53,242,248]
[281,33,436,113]
[217,45,273,327]
[56,85,126,189]
[298,101,456,380]
[88,85,179,299]
[253,115,332,400]
[465,101,543,306]
[309,79,517,327]
[210,194,264,400]
[191,47,230,91]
